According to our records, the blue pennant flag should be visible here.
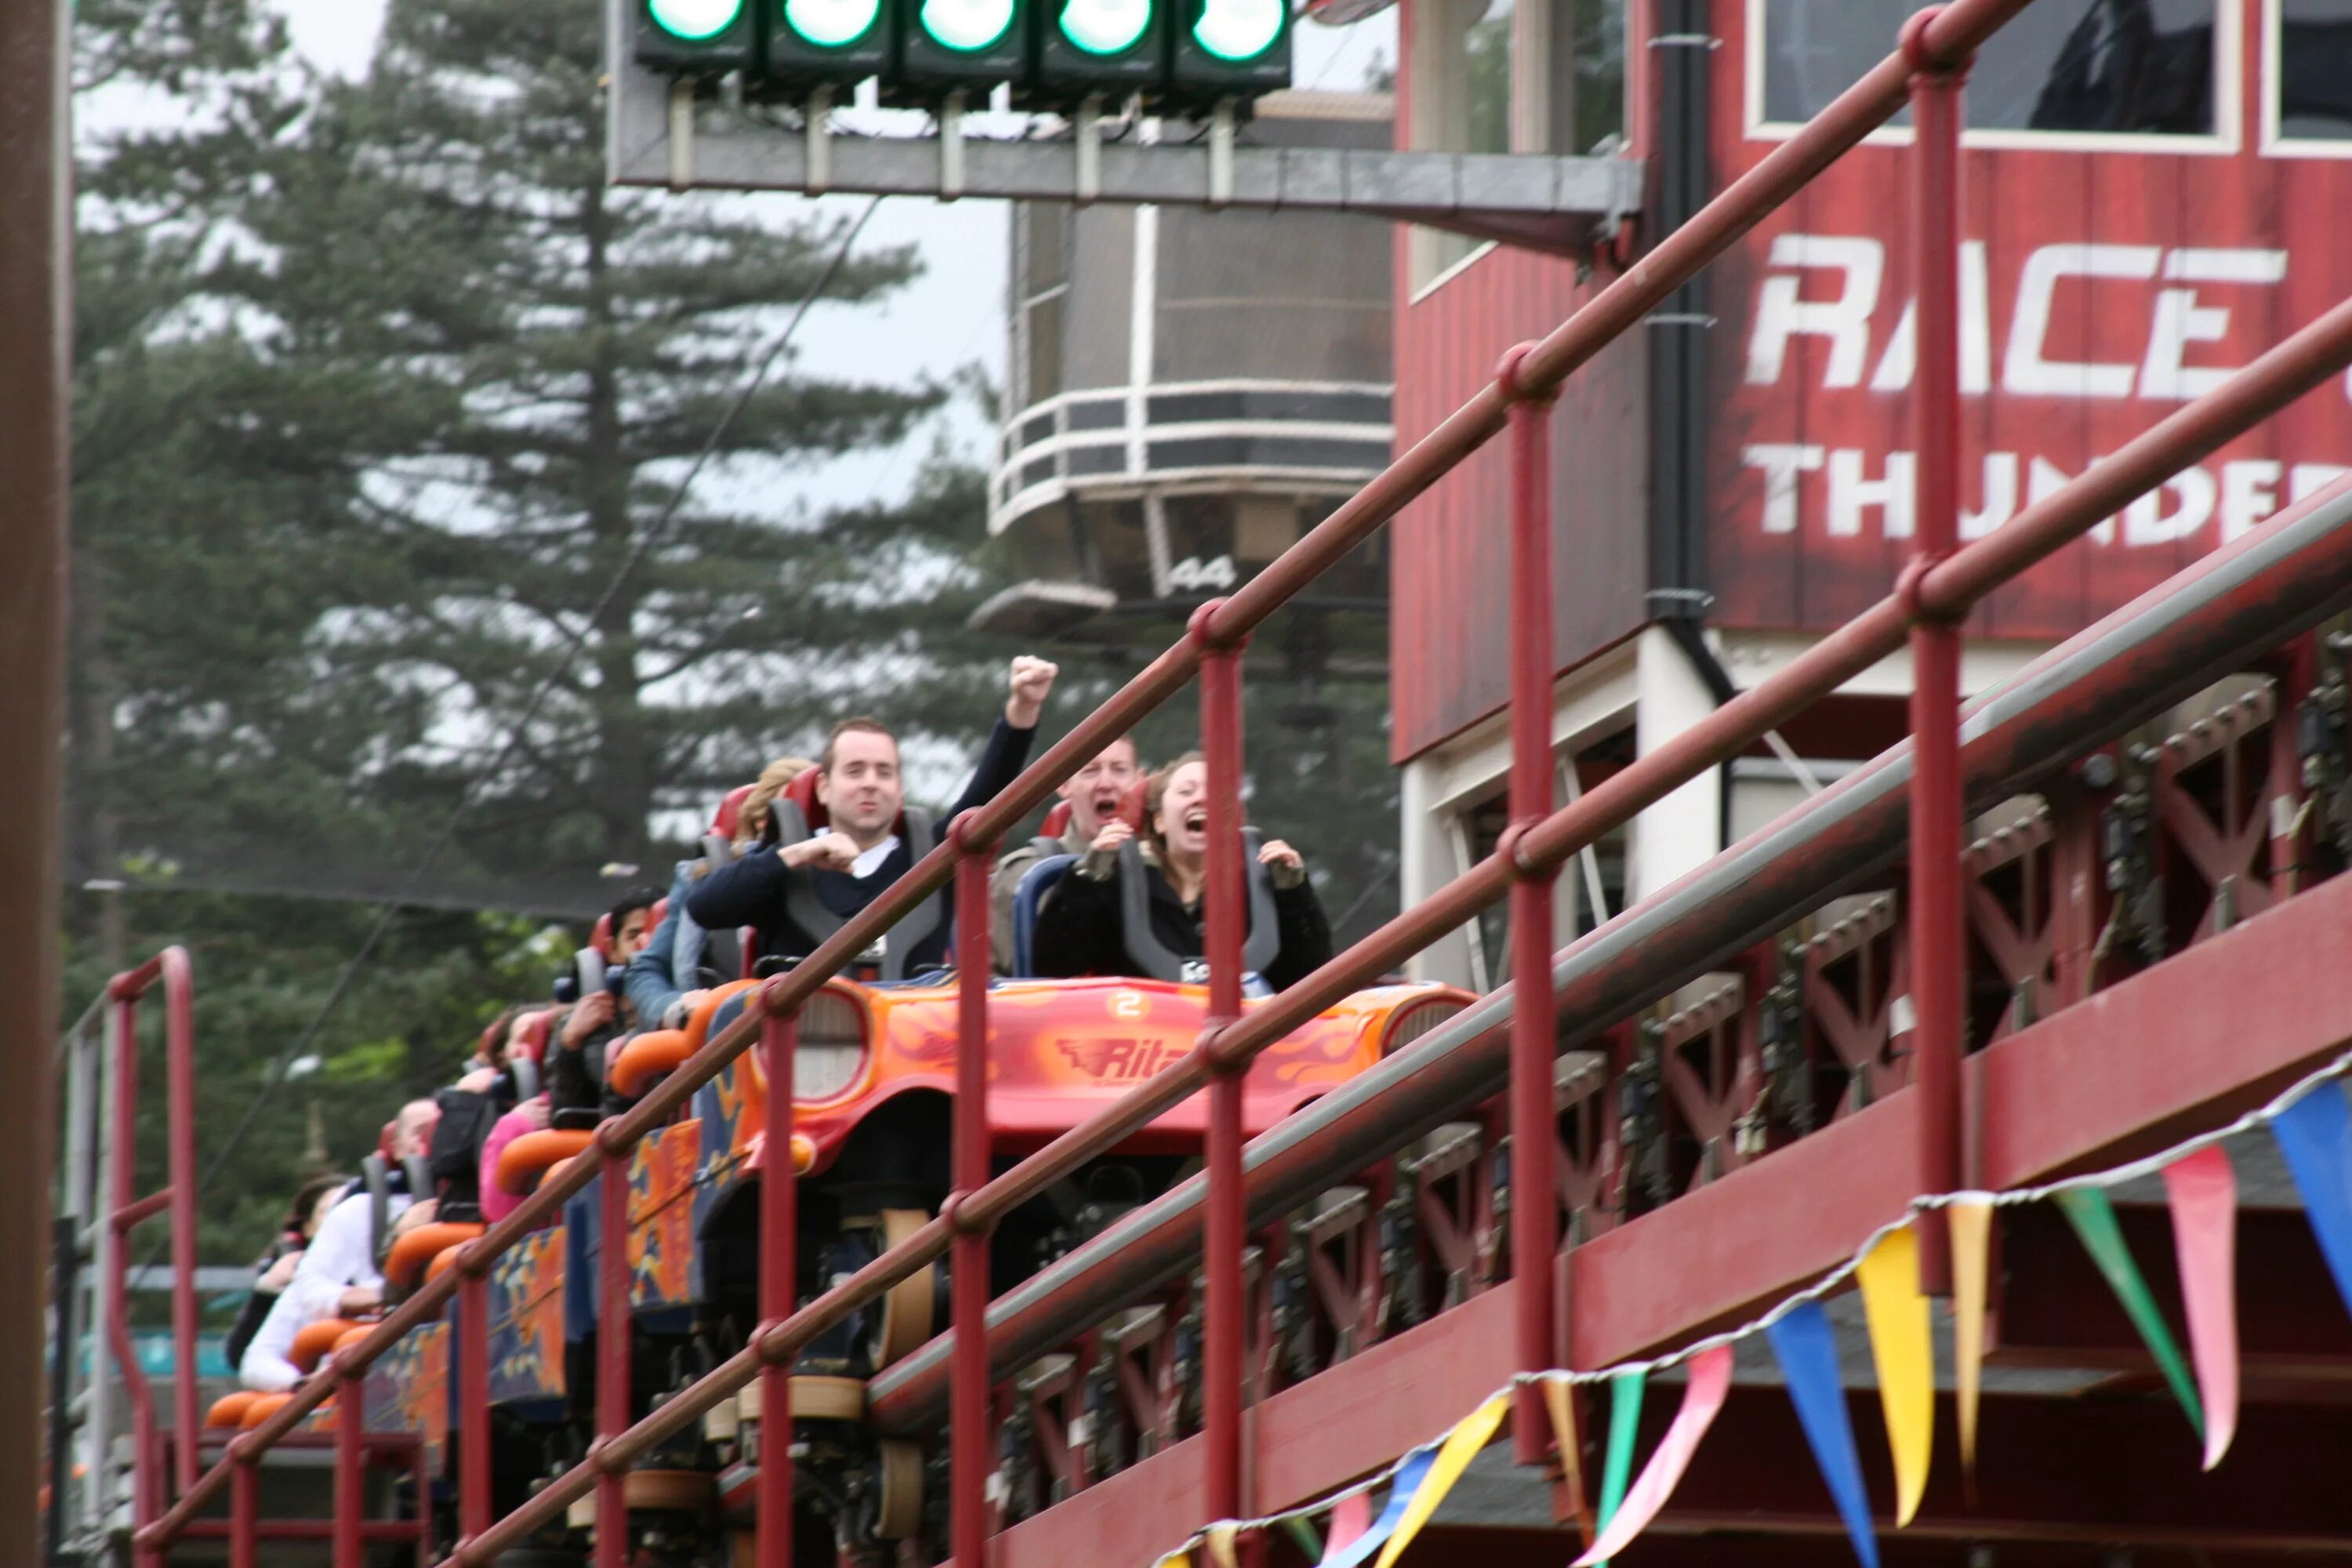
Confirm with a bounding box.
[2270,1085,2352,1318]
[1320,1446,1437,1568]
[1764,1300,1880,1568]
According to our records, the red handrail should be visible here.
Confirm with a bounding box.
[127,0,2352,1561]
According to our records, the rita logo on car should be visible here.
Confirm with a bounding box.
[1054,1037,1181,1081]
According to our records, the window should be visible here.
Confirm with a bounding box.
[1409,0,1626,289]
[1013,202,1072,406]
[1755,0,2225,140]
[2273,0,2352,143]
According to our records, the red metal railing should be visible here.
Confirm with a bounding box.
[102,948,199,1559]
[123,0,2352,1563]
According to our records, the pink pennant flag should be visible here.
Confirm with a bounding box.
[2162,1146,2239,1471]
[1571,1346,1733,1568]
[1323,1491,1370,1560]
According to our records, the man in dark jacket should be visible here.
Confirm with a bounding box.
[686,655,1058,977]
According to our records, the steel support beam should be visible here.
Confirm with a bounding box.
[870,477,2352,1436]
[601,0,1642,254]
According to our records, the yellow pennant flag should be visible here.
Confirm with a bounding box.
[1204,1525,1240,1568]
[1372,1392,1511,1568]
[1542,1375,1593,1545]
[1947,1196,1994,1483]
[1854,1222,1934,1526]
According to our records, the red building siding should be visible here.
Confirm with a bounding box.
[1391,0,2352,760]
[1386,217,1651,765]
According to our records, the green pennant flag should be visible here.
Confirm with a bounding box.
[1593,1368,1647,1567]
[2056,1188,2204,1436]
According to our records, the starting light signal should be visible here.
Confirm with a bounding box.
[632,0,1292,109]
[770,0,891,84]
[637,0,757,70]
[1167,0,1287,100]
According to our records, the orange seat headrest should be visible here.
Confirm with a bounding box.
[238,1392,296,1430]
[290,1319,361,1374]
[206,1392,261,1429]
[650,895,669,930]
[384,1221,485,1292]
[712,782,757,840]
[331,1324,375,1358]
[590,913,615,961]
[610,1029,694,1101]
[1041,801,1073,838]
[495,1128,597,1197]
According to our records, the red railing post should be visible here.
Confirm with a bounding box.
[1196,618,1249,1526]
[1901,5,1971,1294]
[459,1265,492,1545]
[163,953,200,1496]
[1497,343,1562,1464]
[106,987,160,1566]
[336,1371,365,1568]
[596,1139,631,1568]
[949,832,996,1568]
[757,1001,799,1568]
[229,1447,258,1568]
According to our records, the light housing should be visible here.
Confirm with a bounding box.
[1024,0,1160,105]
[895,0,1029,94]
[1163,0,1288,108]
[637,0,758,73]
[768,0,892,86]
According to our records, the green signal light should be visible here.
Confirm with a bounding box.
[648,0,746,39]
[1192,0,1279,59]
[786,0,880,45]
[1059,0,1152,53]
[920,0,1016,50]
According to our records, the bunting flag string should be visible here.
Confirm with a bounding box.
[1134,1050,2352,1568]
[2161,1145,2239,1471]
[1319,1448,1436,1568]
[1541,1374,1594,1544]
[2269,1084,2352,1319]
[2054,1187,2204,1437]
[1766,1299,1880,1568]
[1593,1367,1647,1563]
[1319,1492,1370,1563]
[1947,1195,1993,1483]
[1853,1224,1934,1525]
[1370,1392,1508,1568]
[1571,1347,1732,1568]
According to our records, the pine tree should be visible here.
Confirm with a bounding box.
[216,0,1013,908]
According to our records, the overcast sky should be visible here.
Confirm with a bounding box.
[269,0,1392,510]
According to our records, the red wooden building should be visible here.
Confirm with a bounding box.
[1390,0,2352,993]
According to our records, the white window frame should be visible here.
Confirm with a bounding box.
[2260,0,2352,155]
[1741,0,2244,155]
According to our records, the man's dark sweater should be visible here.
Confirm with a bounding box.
[686,718,1036,973]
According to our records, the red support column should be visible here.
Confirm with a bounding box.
[758,1002,799,1568]
[596,1142,631,1568]
[1198,630,1249,1526]
[1499,343,1562,1465]
[459,1266,492,1546]
[336,1372,365,1568]
[165,955,201,1496]
[951,835,996,1568]
[229,1450,258,1568]
[107,992,159,1567]
[1901,6,1971,1295]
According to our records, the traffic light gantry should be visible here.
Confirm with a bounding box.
[635,0,1289,111]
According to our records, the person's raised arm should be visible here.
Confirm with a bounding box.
[944,655,1058,833]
